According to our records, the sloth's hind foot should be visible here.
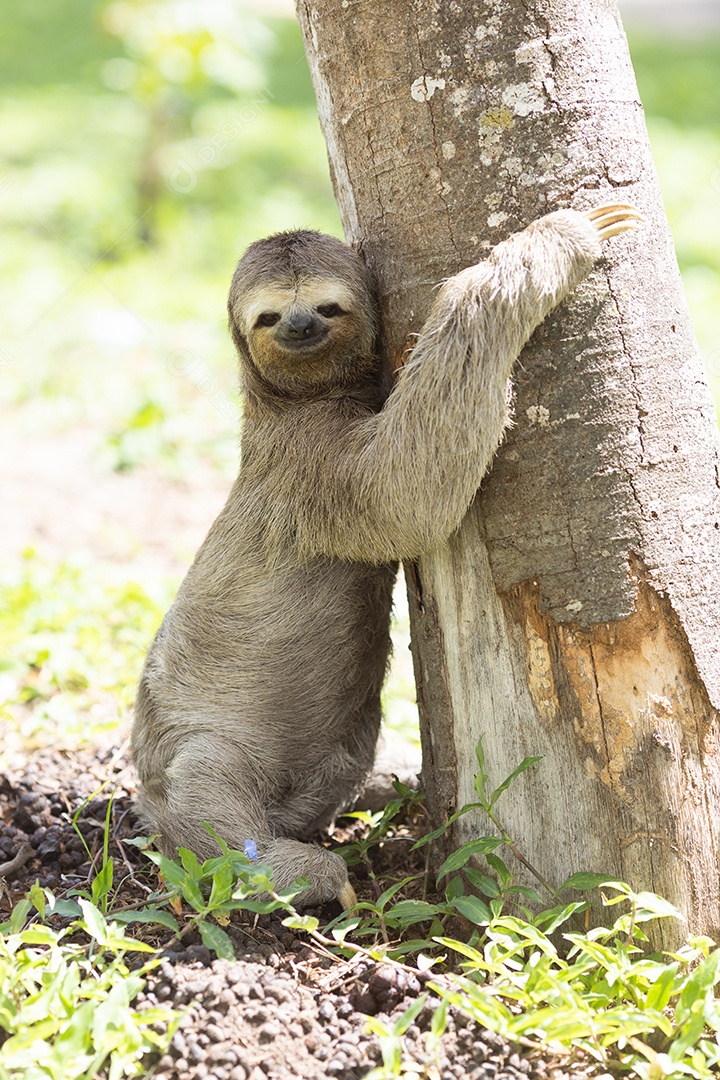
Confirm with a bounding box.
[262,837,357,910]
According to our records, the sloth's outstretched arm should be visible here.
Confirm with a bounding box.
[297,205,640,564]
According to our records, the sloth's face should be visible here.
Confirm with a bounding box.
[235,275,375,391]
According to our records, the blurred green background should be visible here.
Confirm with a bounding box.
[1,0,719,763]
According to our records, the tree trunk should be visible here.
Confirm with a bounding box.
[295,0,720,943]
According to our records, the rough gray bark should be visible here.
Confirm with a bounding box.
[296,0,720,942]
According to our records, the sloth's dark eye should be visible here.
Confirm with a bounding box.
[316,303,345,318]
[255,311,280,328]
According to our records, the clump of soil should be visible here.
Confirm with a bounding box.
[0,748,607,1080]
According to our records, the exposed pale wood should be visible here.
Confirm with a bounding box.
[296,0,720,942]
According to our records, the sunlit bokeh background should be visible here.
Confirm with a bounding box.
[1,0,719,768]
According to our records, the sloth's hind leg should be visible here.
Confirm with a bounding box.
[137,736,356,909]
[136,737,270,860]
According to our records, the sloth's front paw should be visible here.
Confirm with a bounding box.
[264,837,357,909]
[585,202,644,241]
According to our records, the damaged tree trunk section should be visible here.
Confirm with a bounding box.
[296,0,720,943]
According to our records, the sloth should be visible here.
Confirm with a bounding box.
[131,203,641,909]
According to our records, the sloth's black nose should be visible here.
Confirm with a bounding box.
[279,312,324,344]
[287,312,315,337]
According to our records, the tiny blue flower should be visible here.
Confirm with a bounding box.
[244,839,258,861]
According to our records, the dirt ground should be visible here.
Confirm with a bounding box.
[1,422,610,1080]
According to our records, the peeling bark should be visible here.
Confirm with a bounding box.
[296,0,720,942]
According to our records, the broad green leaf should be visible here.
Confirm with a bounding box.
[3,898,32,934]
[560,872,621,891]
[391,779,416,798]
[677,950,720,1025]
[123,836,152,848]
[393,993,428,1035]
[330,917,362,942]
[234,864,275,894]
[180,878,206,913]
[149,855,191,888]
[104,931,156,953]
[434,936,487,967]
[110,908,179,932]
[411,821,451,849]
[78,899,108,945]
[282,914,319,933]
[208,863,234,909]
[202,824,230,856]
[198,921,235,960]
[438,981,514,1033]
[178,847,204,880]
[368,798,405,840]
[202,852,251,877]
[28,883,46,920]
[47,898,83,919]
[565,933,620,970]
[490,897,504,919]
[277,878,311,904]
[463,868,500,899]
[411,803,485,850]
[444,876,465,902]
[228,897,284,914]
[450,895,491,926]
[489,756,542,808]
[645,963,680,1012]
[386,900,442,926]
[437,837,502,880]
[376,878,416,911]
[632,892,685,923]
[91,860,114,905]
[533,902,588,935]
[485,854,512,888]
[18,926,64,946]
[505,884,543,903]
[490,915,557,954]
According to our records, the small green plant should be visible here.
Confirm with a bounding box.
[329,738,720,1079]
[363,993,430,1079]
[4,737,720,1080]
[116,831,309,961]
[67,785,118,915]
[339,780,425,876]
[433,882,720,1078]
[412,738,546,908]
[0,893,178,1080]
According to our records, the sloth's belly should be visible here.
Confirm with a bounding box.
[151,555,398,742]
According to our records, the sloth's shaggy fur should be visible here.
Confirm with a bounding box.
[132,211,606,905]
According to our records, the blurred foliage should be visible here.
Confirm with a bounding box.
[0,552,171,762]
[627,32,720,130]
[0,0,119,87]
[0,1,719,755]
[630,29,720,376]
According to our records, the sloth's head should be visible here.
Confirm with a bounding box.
[228,230,382,404]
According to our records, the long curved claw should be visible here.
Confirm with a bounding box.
[338,880,358,910]
[584,203,644,242]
